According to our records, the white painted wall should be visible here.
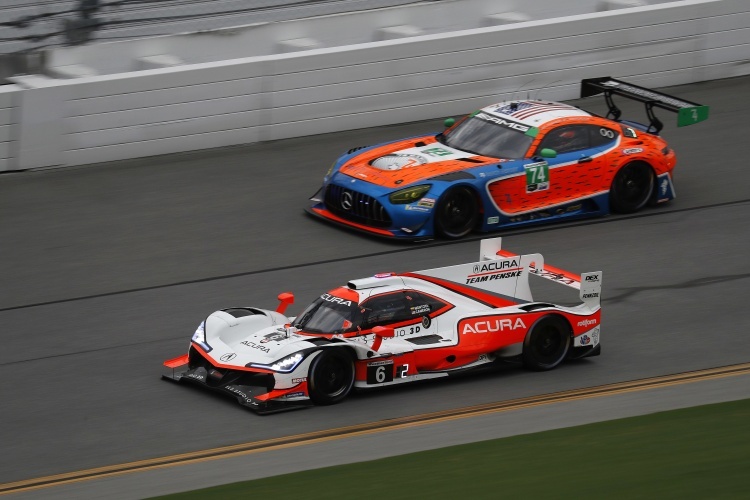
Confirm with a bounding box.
[2,0,749,171]
[43,0,684,76]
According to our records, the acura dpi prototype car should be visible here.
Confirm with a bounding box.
[307,77,708,240]
[163,238,602,413]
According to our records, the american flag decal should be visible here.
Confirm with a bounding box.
[494,101,575,120]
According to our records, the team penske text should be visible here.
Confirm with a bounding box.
[466,270,521,284]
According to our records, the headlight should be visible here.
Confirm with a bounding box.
[191,321,212,352]
[249,352,305,373]
[389,184,431,204]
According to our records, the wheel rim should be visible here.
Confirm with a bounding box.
[531,325,566,365]
[316,356,350,398]
[437,188,477,237]
[613,164,652,209]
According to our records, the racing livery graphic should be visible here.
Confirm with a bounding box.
[307,77,708,240]
[163,238,602,413]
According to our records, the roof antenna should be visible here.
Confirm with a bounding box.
[510,78,537,102]
[533,79,563,101]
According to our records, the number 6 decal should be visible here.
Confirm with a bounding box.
[367,361,394,384]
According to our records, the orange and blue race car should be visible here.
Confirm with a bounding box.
[307,77,708,240]
[163,238,602,413]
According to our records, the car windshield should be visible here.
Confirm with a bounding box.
[439,113,534,159]
[292,294,363,334]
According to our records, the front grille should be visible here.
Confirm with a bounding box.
[324,184,392,227]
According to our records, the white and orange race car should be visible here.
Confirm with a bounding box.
[307,77,708,240]
[163,238,602,413]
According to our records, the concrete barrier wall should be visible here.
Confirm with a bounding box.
[0,84,18,171]
[3,0,749,171]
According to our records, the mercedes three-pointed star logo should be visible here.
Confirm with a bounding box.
[341,191,353,210]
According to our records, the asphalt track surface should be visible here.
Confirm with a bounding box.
[1,76,749,495]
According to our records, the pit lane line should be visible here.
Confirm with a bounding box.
[2,197,748,314]
[3,362,750,496]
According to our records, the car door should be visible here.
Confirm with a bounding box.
[488,124,620,216]
[534,124,619,207]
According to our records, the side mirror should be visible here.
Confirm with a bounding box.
[443,117,455,128]
[371,325,395,351]
[276,292,294,314]
[372,325,395,338]
[540,148,557,158]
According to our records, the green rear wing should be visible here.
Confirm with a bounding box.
[580,77,709,133]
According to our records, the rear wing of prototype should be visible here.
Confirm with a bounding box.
[480,238,601,309]
[410,238,601,309]
[580,76,708,134]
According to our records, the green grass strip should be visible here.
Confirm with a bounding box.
[153,398,750,499]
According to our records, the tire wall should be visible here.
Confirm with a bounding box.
[3,0,749,171]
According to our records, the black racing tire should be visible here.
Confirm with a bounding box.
[307,350,355,405]
[609,161,655,214]
[434,186,480,239]
[522,315,572,371]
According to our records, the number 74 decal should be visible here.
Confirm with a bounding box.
[524,161,550,193]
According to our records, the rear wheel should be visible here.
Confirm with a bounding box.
[308,350,354,405]
[434,186,479,239]
[610,162,654,213]
[522,315,571,371]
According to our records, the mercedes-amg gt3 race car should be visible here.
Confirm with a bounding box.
[163,238,602,414]
[307,77,708,240]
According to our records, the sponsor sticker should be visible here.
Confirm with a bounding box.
[475,112,531,133]
[487,216,500,224]
[410,304,430,315]
[240,340,270,353]
[577,318,598,329]
[227,386,249,400]
[405,205,431,212]
[575,326,600,347]
[466,259,521,284]
[530,268,578,286]
[321,293,352,306]
[283,392,305,399]
[623,147,643,154]
[220,353,237,362]
[461,317,526,335]
[260,332,286,343]
[421,147,454,157]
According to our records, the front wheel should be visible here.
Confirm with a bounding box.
[308,350,355,405]
[434,186,479,239]
[609,162,655,213]
[522,315,571,371]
